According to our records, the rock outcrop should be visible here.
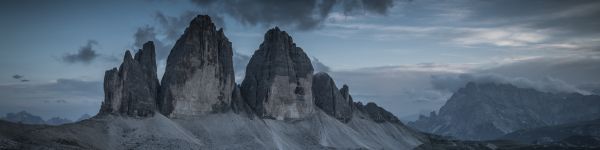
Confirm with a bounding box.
[312,72,353,122]
[100,41,159,117]
[408,82,600,140]
[159,15,235,117]
[240,27,314,120]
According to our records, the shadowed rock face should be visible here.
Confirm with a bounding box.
[230,85,253,116]
[240,27,315,120]
[312,72,353,122]
[100,41,159,117]
[159,15,235,117]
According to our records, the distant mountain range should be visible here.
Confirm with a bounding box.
[409,82,600,140]
[0,111,91,126]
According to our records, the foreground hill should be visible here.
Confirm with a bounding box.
[0,110,426,149]
[501,118,600,147]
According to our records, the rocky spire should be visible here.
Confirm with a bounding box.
[312,72,353,122]
[240,27,315,120]
[339,84,354,109]
[159,15,235,117]
[100,41,159,117]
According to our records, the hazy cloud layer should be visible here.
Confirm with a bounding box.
[430,73,589,94]
[460,0,600,35]
[132,11,225,61]
[312,57,331,73]
[0,78,102,120]
[61,40,99,64]
[191,0,395,30]
[133,25,172,61]
[325,55,600,121]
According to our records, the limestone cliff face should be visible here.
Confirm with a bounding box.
[100,41,159,117]
[312,72,353,122]
[240,27,315,120]
[159,15,235,117]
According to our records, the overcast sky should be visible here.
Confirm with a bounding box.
[1,0,599,121]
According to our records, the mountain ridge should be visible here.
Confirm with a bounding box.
[409,82,600,140]
[0,15,426,150]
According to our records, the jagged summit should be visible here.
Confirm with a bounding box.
[262,27,292,46]
[189,15,217,31]
[97,16,407,125]
[100,41,159,117]
[241,27,315,120]
[312,72,353,122]
[159,15,235,117]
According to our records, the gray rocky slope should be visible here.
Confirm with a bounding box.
[408,82,600,140]
[0,15,428,150]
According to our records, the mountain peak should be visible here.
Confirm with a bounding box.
[241,27,314,120]
[123,50,133,61]
[263,27,292,46]
[189,15,217,31]
[159,14,235,117]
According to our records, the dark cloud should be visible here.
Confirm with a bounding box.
[190,0,395,30]
[12,74,29,82]
[133,25,170,60]
[155,11,225,41]
[61,40,100,64]
[330,65,453,119]
[45,99,67,103]
[458,0,600,35]
[479,56,600,86]
[312,57,331,73]
[430,56,600,95]
[343,0,394,15]
[12,75,23,79]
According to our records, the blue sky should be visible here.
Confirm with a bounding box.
[1,0,600,121]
